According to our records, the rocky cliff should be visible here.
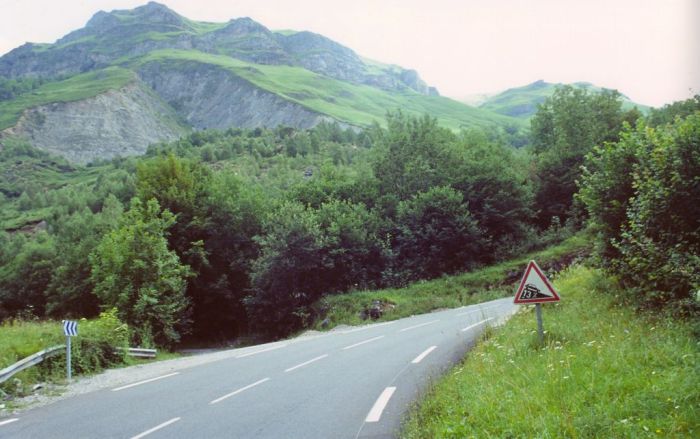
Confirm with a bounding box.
[1,82,186,164]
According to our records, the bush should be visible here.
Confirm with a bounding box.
[579,113,700,315]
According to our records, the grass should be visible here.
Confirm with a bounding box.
[0,67,134,130]
[481,80,651,118]
[133,49,522,131]
[314,234,591,329]
[402,265,699,438]
[0,310,177,401]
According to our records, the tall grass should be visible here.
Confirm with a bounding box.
[402,266,699,438]
[0,310,129,398]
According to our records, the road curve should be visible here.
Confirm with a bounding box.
[0,297,517,439]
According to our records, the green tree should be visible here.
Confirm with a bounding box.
[530,86,629,227]
[394,186,486,281]
[46,195,124,318]
[90,198,191,346]
[579,112,700,315]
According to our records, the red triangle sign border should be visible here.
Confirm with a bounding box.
[513,260,560,304]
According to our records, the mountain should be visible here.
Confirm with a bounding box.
[478,80,650,119]
[0,2,518,164]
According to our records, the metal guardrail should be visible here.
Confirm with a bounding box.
[0,346,158,385]
[0,345,65,385]
[115,347,157,359]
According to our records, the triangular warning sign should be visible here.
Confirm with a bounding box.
[514,260,560,304]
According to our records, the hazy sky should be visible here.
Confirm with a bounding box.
[0,0,697,107]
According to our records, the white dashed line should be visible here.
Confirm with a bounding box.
[365,387,396,422]
[341,321,395,334]
[284,354,328,373]
[237,344,287,358]
[210,378,270,405]
[461,317,493,332]
[130,417,180,439]
[456,304,499,317]
[0,418,19,427]
[398,320,439,332]
[342,336,384,350]
[112,372,180,392]
[411,346,437,364]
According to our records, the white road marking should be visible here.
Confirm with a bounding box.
[461,317,493,332]
[365,387,396,422]
[210,378,270,405]
[130,417,180,439]
[342,336,384,350]
[398,320,439,332]
[284,354,328,372]
[0,418,19,427]
[236,344,287,358]
[411,346,437,364]
[341,321,395,334]
[456,304,499,317]
[112,372,179,392]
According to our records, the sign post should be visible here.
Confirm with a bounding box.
[513,260,560,344]
[62,320,78,382]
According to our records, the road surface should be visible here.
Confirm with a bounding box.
[0,297,517,439]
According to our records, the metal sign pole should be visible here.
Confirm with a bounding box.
[66,335,72,382]
[535,303,544,344]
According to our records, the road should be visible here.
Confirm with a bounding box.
[0,297,517,439]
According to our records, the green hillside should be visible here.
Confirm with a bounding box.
[480,80,650,119]
[0,67,134,130]
[135,50,521,130]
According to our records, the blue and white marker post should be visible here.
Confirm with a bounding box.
[62,320,78,382]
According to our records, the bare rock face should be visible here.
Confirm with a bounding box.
[1,82,186,164]
[137,61,337,130]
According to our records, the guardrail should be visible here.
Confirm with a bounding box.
[115,347,157,359]
[0,345,64,385]
[0,346,158,385]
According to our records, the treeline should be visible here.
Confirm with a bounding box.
[1,89,698,346]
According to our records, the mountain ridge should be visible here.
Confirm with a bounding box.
[478,79,649,118]
[0,2,518,163]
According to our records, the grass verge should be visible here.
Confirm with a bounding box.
[314,234,590,329]
[402,265,699,438]
[0,310,176,401]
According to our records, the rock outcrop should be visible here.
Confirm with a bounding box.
[1,82,186,164]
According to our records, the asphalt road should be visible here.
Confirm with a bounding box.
[0,298,517,439]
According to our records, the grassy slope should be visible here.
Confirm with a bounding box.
[314,234,590,329]
[134,49,522,130]
[0,67,134,130]
[403,266,698,438]
[481,81,651,119]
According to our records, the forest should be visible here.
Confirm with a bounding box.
[1,88,698,347]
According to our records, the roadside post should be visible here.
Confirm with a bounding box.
[513,260,560,344]
[62,320,78,382]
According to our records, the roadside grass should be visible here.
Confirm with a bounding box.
[0,310,134,399]
[314,234,590,329]
[402,265,699,438]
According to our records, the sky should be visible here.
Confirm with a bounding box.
[0,0,697,107]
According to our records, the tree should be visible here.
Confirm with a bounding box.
[578,112,700,315]
[45,195,124,318]
[372,112,458,202]
[246,200,383,336]
[530,86,630,227]
[394,186,486,281]
[90,198,191,346]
